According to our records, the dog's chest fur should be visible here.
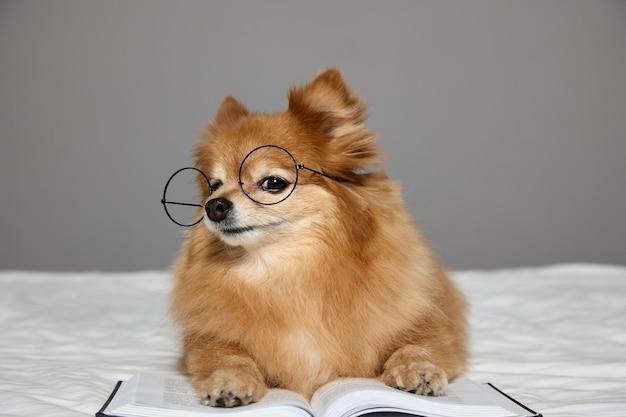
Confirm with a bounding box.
[209,261,386,395]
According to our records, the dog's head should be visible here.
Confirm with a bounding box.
[193,69,382,249]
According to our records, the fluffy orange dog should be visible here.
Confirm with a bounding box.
[171,69,467,407]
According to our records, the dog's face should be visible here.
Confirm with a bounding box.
[193,69,380,249]
[196,118,336,248]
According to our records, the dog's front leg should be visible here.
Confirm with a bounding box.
[380,345,448,396]
[183,334,268,407]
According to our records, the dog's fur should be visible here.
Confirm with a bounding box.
[171,69,468,407]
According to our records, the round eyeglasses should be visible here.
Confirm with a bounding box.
[161,145,343,227]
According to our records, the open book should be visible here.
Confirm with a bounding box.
[96,372,541,417]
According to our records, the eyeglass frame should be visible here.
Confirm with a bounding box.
[161,144,343,227]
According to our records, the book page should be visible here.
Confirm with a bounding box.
[479,384,540,416]
[104,376,139,413]
[311,378,522,417]
[104,372,313,417]
[134,373,203,408]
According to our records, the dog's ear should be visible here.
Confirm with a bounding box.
[288,68,367,136]
[288,69,381,176]
[206,96,249,137]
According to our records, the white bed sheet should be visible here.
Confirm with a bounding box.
[1,264,625,417]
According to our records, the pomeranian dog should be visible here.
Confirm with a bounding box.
[171,69,467,407]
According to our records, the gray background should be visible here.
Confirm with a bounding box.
[1,0,625,271]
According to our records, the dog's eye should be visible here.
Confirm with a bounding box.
[259,177,288,193]
[210,181,223,193]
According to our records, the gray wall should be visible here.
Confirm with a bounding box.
[1,0,625,271]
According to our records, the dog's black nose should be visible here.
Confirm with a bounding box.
[205,197,232,222]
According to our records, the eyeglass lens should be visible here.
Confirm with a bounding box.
[238,145,299,205]
[161,167,209,227]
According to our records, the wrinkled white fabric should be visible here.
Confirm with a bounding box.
[456,264,626,416]
[1,264,624,416]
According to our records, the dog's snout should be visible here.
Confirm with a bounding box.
[205,197,232,222]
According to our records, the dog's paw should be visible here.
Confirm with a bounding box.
[192,368,268,407]
[381,361,448,396]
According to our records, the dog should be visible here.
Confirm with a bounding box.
[170,68,468,407]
